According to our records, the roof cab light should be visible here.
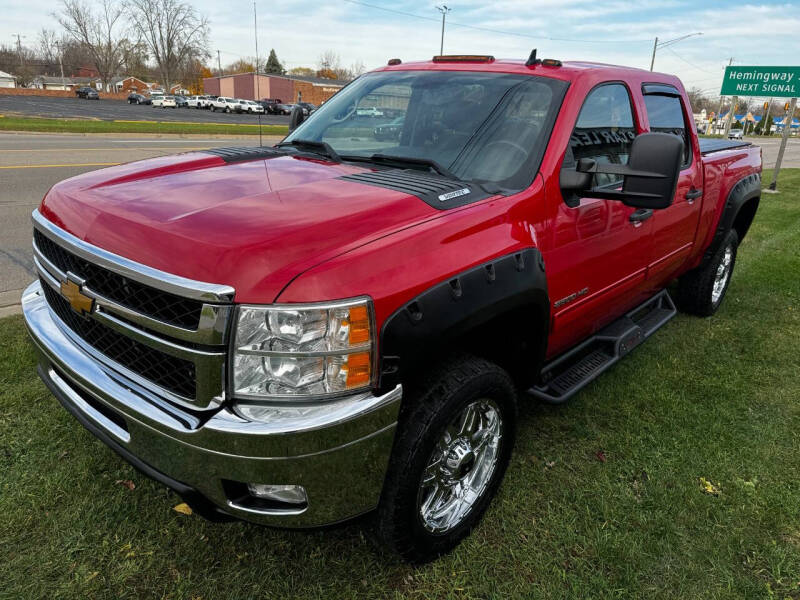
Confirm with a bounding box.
[387,58,402,65]
[541,58,563,67]
[432,55,495,63]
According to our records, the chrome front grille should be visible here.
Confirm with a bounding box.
[31,210,235,410]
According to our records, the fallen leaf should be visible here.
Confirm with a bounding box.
[595,450,607,463]
[545,460,556,469]
[699,477,720,496]
[173,502,193,515]
[58,450,69,460]
[115,479,135,491]
[85,571,99,582]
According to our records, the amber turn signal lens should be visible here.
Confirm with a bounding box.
[345,352,371,388]
[348,305,371,346]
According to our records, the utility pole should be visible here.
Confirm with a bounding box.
[436,5,450,55]
[13,33,25,69]
[762,98,773,136]
[716,58,733,134]
[650,37,658,71]
[217,50,222,78]
[769,97,797,191]
[55,41,65,89]
[724,95,737,138]
[649,32,702,71]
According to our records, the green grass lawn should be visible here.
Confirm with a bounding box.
[1,170,799,599]
[0,116,288,136]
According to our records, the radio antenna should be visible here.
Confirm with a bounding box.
[254,0,262,146]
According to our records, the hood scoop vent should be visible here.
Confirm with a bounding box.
[339,169,491,209]
[201,146,283,163]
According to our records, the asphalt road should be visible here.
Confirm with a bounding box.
[0,132,277,316]
[0,94,291,125]
[1,133,797,316]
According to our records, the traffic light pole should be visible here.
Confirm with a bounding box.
[769,97,797,191]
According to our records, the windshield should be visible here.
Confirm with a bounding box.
[284,70,567,189]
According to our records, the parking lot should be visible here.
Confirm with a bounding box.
[0,132,274,317]
[0,94,291,125]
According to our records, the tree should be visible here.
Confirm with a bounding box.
[315,68,338,80]
[127,0,209,90]
[225,58,255,74]
[118,39,149,80]
[56,0,128,90]
[265,49,284,74]
[288,66,314,77]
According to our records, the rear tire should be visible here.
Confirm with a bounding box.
[676,229,739,316]
[376,355,517,563]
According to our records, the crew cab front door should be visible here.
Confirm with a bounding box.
[546,82,653,358]
[641,85,703,284]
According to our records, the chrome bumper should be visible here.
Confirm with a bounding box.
[22,280,402,527]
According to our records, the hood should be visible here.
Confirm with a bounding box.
[40,151,439,303]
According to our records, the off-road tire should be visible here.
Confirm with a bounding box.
[676,229,739,316]
[376,354,517,563]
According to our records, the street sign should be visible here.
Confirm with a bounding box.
[720,66,800,97]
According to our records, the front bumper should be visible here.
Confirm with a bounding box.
[22,280,402,527]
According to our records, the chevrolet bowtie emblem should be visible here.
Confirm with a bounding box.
[60,278,94,316]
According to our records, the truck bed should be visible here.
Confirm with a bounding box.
[698,138,752,155]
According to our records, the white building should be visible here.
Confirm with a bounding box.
[0,70,17,88]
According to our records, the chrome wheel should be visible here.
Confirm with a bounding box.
[417,399,503,534]
[712,244,733,304]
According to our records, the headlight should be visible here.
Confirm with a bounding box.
[232,298,374,400]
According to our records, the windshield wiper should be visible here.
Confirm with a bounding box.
[275,139,341,162]
[343,153,457,180]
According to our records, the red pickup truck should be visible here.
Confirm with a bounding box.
[22,52,762,562]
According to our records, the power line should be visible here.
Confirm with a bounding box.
[340,0,653,44]
[664,46,717,74]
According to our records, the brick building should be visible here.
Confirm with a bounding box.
[202,72,345,104]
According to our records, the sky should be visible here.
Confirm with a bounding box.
[2,0,799,100]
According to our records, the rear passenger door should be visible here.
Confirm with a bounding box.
[641,85,703,284]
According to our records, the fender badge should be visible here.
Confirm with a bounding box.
[60,277,94,316]
[438,188,471,202]
[554,287,589,308]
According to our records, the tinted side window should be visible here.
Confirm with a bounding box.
[567,84,636,188]
[644,94,691,166]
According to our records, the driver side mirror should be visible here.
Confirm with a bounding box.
[560,132,683,209]
[289,105,306,132]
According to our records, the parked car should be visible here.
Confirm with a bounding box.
[297,102,317,114]
[150,92,165,106]
[239,100,265,114]
[728,129,744,139]
[173,95,189,108]
[272,103,293,115]
[210,96,240,113]
[127,93,151,105]
[283,103,310,116]
[373,116,404,141]
[201,95,217,108]
[153,95,177,108]
[75,86,99,99]
[22,54,763,563]
[356,106,383,117]
[260,98,283,113]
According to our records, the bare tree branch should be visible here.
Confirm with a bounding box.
[56,0,128,89]
[126,0,209,90]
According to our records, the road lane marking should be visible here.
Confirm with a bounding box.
[0,162,121,169]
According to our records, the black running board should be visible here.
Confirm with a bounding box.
[529,290,676,404]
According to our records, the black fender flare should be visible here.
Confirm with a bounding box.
[702,172,761,267]
[378,248,550,392]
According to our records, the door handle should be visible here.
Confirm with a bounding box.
[629,208,653,227]
[685,188,702,204]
